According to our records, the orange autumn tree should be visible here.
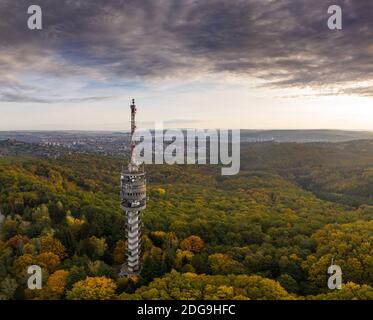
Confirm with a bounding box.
[47,270,69,298]
[180,236,204,253]
[7,235,29,249]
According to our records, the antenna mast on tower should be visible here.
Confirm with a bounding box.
[128,98,138,172]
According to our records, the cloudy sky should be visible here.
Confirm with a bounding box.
[1,0,373,130]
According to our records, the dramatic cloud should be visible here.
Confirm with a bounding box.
[1,0,373,98]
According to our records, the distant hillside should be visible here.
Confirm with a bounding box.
[1,130,373,144]
[0,131,128,143]
[240,139,373,206]
[240,130,373,142]
[0,139,62,157]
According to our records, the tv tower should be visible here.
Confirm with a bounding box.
[120,99,146,276]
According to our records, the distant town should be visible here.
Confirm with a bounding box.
[1,129,373,159]
[0,131,131,157]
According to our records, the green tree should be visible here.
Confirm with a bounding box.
[0,277,18,300]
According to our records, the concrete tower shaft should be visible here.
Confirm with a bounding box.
[120,99,146,276]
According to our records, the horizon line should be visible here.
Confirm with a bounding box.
[1,128,373,133]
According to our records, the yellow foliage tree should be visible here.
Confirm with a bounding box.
[208,253,244,275]
[12,254,34,279]
[156,188,166,196]
[36,252,61,273]
[308,282,373,300]
[39,236,67,259]
[120,270,293,300]
[175,249,194,270]
[66,276,117,300]
[66,212,86,231]
[113,240,127,265]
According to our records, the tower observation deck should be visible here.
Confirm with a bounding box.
[119,99,146,276]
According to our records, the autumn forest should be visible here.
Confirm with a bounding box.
[0,139,373,300]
